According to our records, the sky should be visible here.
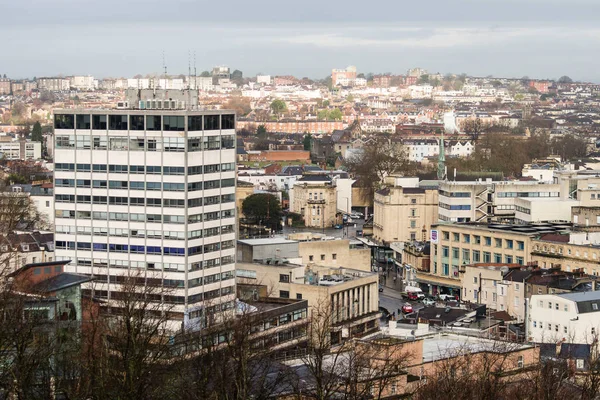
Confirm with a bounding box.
[3,0,600,82]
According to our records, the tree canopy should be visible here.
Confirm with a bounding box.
[558,75,573,84]
[242,193,282,229]
[270,99,287,116]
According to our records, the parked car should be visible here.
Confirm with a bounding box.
[378,284,384,292]
[422,298,435,307]
[334,224,343,229]
[401,304,413,314]
[350,213,361,219]
[437,294,454,301]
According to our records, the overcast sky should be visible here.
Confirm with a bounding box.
[3,0,600,82]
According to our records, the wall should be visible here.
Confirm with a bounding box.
[373,188,438,244]
[298,239,371,272]
[529,295,600,344]
[292,183,337,228]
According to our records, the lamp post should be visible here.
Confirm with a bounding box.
[341,196,349,237]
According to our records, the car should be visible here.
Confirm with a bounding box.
[354,212,364,218]
[334,224,343,229]
[378,284,384,292]
[437,294,454,301]
[350,213,361,219]
[422,298,435,307]
[401,304,413,314]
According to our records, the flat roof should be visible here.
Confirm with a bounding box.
[238,238,297,246]
[421,334,532,363]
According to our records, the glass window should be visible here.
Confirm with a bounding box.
[130,115,145,130]
[221,114,235,130]
[129,137,145,151]
[188,116,203,131]
[163,115,185,131]
[92,115,107,130]
[76,114,91,130]
[146,115,161,131]
[92,136,107,150]
[109,137,129,150]
[204,115,220,130]
[164,137,185,152]
[54,114,75,129]
[109,115,128,130]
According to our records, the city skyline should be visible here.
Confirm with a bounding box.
[4,0,600,82]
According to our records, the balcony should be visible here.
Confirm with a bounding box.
[307,199,326,204]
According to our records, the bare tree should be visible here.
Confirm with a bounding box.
[344,138,416,203]
[460,118,492,141]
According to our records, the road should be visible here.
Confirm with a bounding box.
[378,286,424,319]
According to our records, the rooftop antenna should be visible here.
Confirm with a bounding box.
[162,51,168,90]
[187,50,192,109]
[193,51,197,110]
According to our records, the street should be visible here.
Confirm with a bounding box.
[379,285,424,320]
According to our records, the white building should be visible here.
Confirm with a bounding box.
[69,76,96,91]
[256,75,272,85]
[408,85,433,99]
[514,197,578,223]
[529,292,600,344]
[0,139,42,160]
[438,180,561,223]
[53,108,237,328]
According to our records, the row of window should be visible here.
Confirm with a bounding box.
[56,135,235,152]
[441,231,525,250]
[55,114,235,131]
[55,194,234,208]
[56,224,234,240]
[56,209,234,223]
[532,321,569,334]
[496,191,560,198]
[66,255,234,272]
[56,240,234,256]
[538,300,570,312]
[439,190,471,198]
[188,271,235,288]
[439,202,471,211]
[55,162,235,175]
[440,246,525,265]
[55,178,235,191]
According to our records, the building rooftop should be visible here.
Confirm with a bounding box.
[238,238,297,246]
[421,334,532,363]
[434,222,572,236]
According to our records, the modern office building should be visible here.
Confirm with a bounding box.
[53,107,236,329]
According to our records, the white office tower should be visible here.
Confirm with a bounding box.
[53,108,236,329]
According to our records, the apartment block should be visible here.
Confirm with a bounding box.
[528,292,600,344]
[292,175,337,228]
[53,108,236,328]
[373,183,438,244]
[438,180,561,223]
[428,222,569,297]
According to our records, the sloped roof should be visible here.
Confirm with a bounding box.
[32,273,93,293]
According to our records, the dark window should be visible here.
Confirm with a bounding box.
[280,274,290,283]
[188,138,201,151]
[55,114,75,129]
[204,115,220,130]
[130,165,145,174]
[188,116,203,131]
[280,290,290,299]
[146,166,161,174]
[130,115,145,130]
[76,114,91,129]
[221,135,235,149]
[92,115,107,130]
[222,114,235,129]
[109,115,128,130]
[146,115,161,131]
[163,115,185,131]
[92,164,107,172]
[296,293,303,300]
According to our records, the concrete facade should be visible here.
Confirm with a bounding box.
[292,178,337,228]
[373,186,438,244]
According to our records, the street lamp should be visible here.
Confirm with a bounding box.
[341,196,350,237]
